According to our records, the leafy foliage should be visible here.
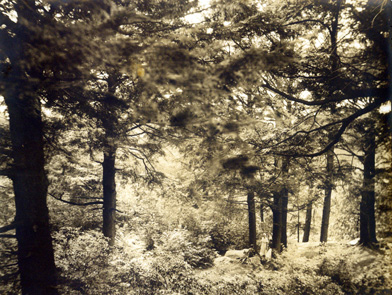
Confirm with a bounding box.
[0,0,391,293]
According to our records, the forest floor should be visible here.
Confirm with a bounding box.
[194,240,392,294]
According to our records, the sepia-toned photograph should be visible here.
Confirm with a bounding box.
[0,0,391,294]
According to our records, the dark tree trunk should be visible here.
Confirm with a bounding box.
[247,191,257,251]
[360,124,377,246]
[320,148,334,243]
[5,90,58,294]
[303,201,313,242]
[102,143,117,246]
[281,190,288,248]
[319,1,341,244]
[102,75,118,246]
[271,192,283,253]
[271,157,289,253]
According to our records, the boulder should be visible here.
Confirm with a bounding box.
[224,249,249,260]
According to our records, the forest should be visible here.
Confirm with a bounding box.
[0,0,391,294]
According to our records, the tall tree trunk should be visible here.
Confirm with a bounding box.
[3,1,58,291]
[5,90,58,294]
[319,0,341,243]
[303,201,313,242]
[320,148,334,243]
[281,189,288,248]
[271,192,283,253]
[271,157,289,253]
[247,191,257,251]
[360,123,377,246]
[102,74,118,246]
[102,144,117,246]
[296,199,300,243]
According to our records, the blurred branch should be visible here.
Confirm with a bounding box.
[283,19,331,35]
[0,234,16,239]
[0,223,16,233]
[0,169,11,177]
[263,82,388,106]
[49,193,103,206]
[276,97,388,157]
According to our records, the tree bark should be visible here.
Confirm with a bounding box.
[281,190,288,247]
[5,89,58,294]
[102,144,117,246]
[319,1,341,243]
[102,74,118,246]
[271,157,289,253]
[271,192,283,253]
[360,123,377,246]
[247,191,257,251]
[320,148,334,243]
[303,201,312,242]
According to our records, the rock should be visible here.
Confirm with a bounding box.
[248,256,261,267]
[214,256,234,264]
[224,249,249,260]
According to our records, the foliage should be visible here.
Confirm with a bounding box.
[1,0,391,293]
[274,242,392,295]
[154,228,217,268]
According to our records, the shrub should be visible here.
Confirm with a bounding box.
[53,227,113,293]
[154,228,217,268]
[208,220,248,254]
[318,257,355,293]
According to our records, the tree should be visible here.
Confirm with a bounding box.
[320,148,334,243]
[302,200,313,243]
[359,118,377,245]
[37,0,206,247]
[247,191,257,251]
[1,0,204,290]
[271,157,289,252]
[1,1,59,292]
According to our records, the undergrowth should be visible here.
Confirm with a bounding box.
[52,227,392,294]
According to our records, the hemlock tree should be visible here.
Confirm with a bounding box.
[226,0,389,247]
[360,118,378,245]
[33,0,206,247]
[1,1,59,293]
[0,0,206,290]
[200,0,389,250]
[302,200,312,243]
[320,148,334,243]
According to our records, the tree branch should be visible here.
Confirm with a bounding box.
[277,96,388,157]
[283,19,332,35]
[263,82,388,106]
[0,169,11,177]
[49,193,103,206]
[0,234,16,239]
[0,223,16,234]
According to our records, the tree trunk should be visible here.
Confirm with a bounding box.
[102,75,118,246]
[271,192,283,253]
[320,148,334,243]
[360,124,377,246]
[281,190,288,248]
[102,143,117,246]
[5,90,58,294]
[247,191,257,251]
[319,1,341,243]
[303,201,312,242]
[271,157,289,253]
